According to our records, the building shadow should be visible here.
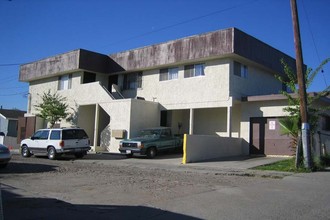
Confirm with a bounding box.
[0,162,57,174]
[1,186,201,220]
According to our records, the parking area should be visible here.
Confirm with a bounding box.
[1,152,327,220]
[10,149,289,172]
[78,151,290,177]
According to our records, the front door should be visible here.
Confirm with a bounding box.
[250,117,293,156]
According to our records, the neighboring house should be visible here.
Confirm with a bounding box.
[18,27,330,157]
[0,107,25,137]
[0,107,26,148]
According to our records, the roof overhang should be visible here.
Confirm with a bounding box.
[242,92,330,104]
[19,49,124,82]
[19,28,298,82]
[109,28,297,76]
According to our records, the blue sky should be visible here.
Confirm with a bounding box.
[0,0,329,111]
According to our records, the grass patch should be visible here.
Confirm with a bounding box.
[254,155,330,173]
[253,158,311,173]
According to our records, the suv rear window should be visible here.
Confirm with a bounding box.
[62,129,88,140]
[50,130,61,140]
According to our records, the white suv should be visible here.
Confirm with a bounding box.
[21,128,91,160]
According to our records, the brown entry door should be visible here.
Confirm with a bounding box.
[250,117,293,156]
[250,117,267,155]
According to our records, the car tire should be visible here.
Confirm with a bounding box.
[146,147,157,159]
[47,147,57,160]
[126,153,133,158]
[74,152,85,159]
[21,145,31,158]
[0,163,8,168]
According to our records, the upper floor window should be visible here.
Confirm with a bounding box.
[58,74,72,90]
[159,67,178,81]
[184,64,205,78]
[234,61,248,78]
[83,72,96,84]
[123,72,142,90]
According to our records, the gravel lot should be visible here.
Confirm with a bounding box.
[2,153,329,220]
[0,153,277,219]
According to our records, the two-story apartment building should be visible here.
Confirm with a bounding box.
[20,27,326,157]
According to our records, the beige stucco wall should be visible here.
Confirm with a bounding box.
[28,71,83,115]
[77,105,96,141]
[194,108,227,136]
[99,99,160,153]
[185,135,243,163]
[129,99,160,137]
[121,58,231,110]
[99,100,132,152]
[28,71,115,128]
[230,60,283,99]
[170,110,190,135]
[240,99,289,154]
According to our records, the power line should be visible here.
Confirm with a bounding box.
[0,63,22,67]
[0,91,28,97]
[301,0,328,87]
[101,0,259,48]
[0,0,259,66]
[1,85,27,90]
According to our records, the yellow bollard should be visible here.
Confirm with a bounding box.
[182,134,187,164]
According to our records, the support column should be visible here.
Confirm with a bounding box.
[27,93,32,114]
[189,108,194,135]
[93,104,100,151]
[227,106,232,137]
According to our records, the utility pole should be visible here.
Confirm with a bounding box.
[290,0,312,169]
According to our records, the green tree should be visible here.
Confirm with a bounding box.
[276,58,330,167]
[34,90,69,128]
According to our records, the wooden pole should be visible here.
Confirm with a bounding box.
[290,0,312,169]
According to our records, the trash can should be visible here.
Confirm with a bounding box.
[0,132,4,145]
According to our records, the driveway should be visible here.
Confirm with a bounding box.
[11,149,288,172]
[85,152,288,169]
[76,152,291,179]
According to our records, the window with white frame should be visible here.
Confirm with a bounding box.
[184,63,205,78]
[159,67,178,81]
[123,72,142,90]
[58,74,72,90]
[234,61,248,78]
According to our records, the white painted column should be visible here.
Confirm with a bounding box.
[189,108,194,135]
[93,104,100,151]
[27,93,32,114]
[227,106,232,137]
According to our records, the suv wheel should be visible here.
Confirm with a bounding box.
[74,152,85,159]
[126,153,133,158]
[146,147,157,159]
[21,145,31,158]
[47,147,57,160]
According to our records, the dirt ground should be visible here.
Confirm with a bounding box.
[0,153,278,219]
